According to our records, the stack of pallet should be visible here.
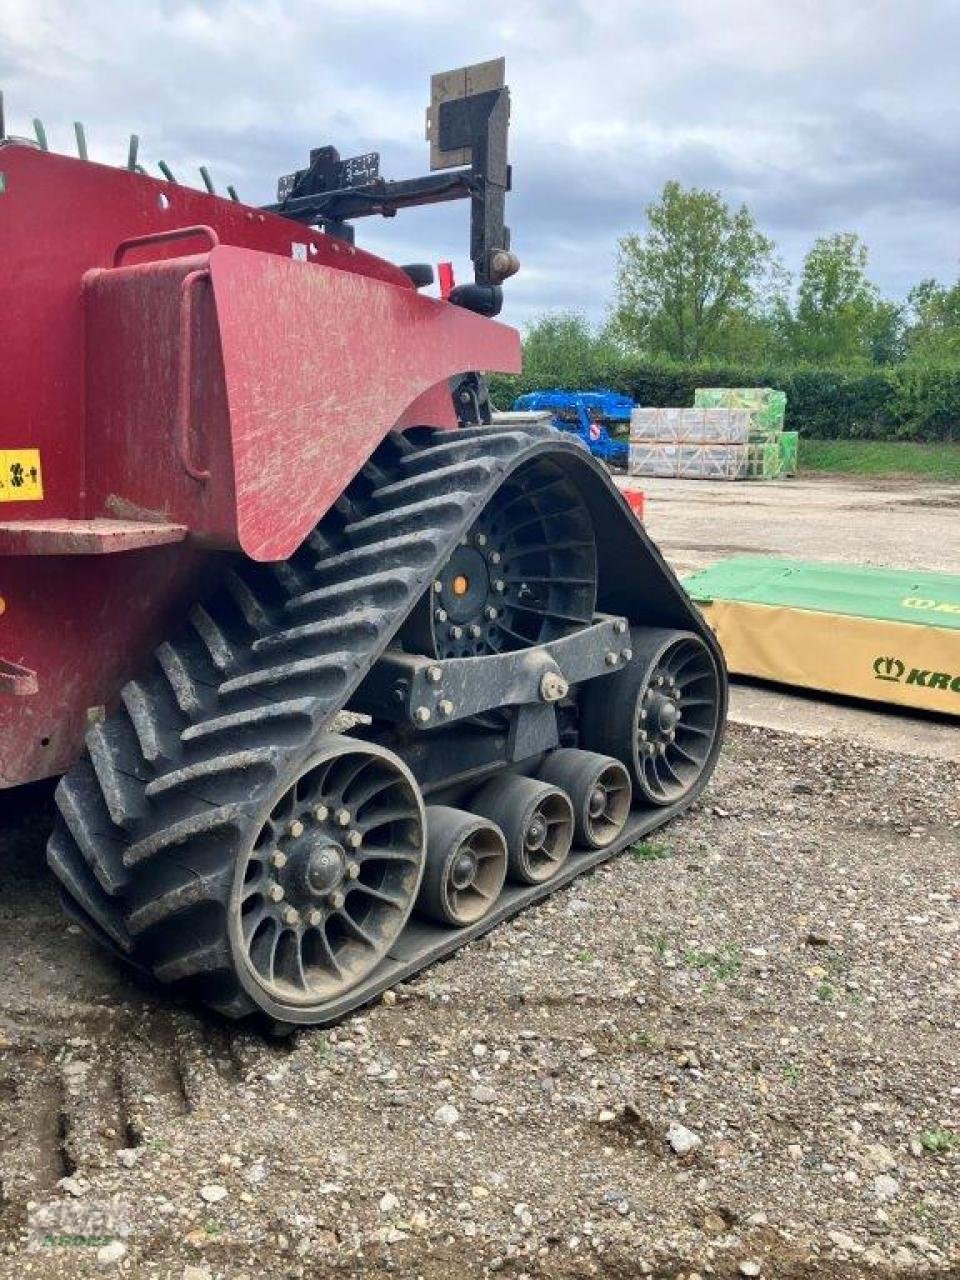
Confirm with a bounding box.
[694,387,797,477]
[627,388,797,481]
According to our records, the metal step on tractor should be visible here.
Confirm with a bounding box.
[0,59,727,1030]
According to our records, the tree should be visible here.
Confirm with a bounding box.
[905,276,960,362]
[519,312,620,387]
[613,181,778,361]
[780,232,901,365]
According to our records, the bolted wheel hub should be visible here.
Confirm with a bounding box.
[288,836,348,900]
[404,457,598,660]
[230,737,425,1011]
[648,689,680,735]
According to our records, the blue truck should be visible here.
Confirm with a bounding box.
[511,388,633,467]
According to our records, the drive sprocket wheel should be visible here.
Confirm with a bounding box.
[405,456,598,659]
[232,737,425,1011]
[578,629,722,807]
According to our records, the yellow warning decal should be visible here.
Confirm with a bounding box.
[0,450,43,502]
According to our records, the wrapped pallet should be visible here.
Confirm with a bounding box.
[779,430,799,476]
[693,387,787,437]
[628,441,751,480]
[629,406,752,444]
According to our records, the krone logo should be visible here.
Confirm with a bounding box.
[873,656,904,682]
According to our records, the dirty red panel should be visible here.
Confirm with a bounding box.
[208,247,521,560]
[0,143,412,524]
[0,547,216,786]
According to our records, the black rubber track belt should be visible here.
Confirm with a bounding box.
[47,422,726,1027]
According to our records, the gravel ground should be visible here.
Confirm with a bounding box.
[0,724,957,1279]
[617,473,960,577]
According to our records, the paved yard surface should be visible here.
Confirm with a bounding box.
[623,473,959,577]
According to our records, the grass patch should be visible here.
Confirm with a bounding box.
[920,1128,957,1154]
[683,942,742,980]
[631,840,671,862]
[800,439,960,481]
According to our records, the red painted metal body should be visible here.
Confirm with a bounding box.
[0,143,521,786]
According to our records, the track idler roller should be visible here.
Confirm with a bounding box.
[578,629,722,807]
[469,774,574,885]
[536,749,631,849]
[418,806,508,926]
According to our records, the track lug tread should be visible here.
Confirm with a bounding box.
[55,762,129,893]
[127,868,232,935]
[156,641,209,717]
[85,721,148,830]
[47,825,134,953]
[124,804,246,868]
[143,747,280,801]
[189,604,238,672]
[121,680,180,767]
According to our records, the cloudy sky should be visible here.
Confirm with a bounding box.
[2,0,958,328]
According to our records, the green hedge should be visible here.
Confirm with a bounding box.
[490,362,960,442]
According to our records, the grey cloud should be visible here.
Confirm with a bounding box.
[1,0,958,327]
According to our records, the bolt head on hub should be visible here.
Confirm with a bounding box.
[438,698,455,716]
[484,606,498,620]
[475,533,488,547]
[289,819,305,839]
[346,861,360,880]
[335,808,351,827]
[346,829,362,848]
[414,706,431,724]
[493,579,505,593]
[435,608,448,623]
[605,651,619,667]
[449,625,463,640]
[282,906,300,927]
[489,550,502,564]
[270,849,288,870]
[433,580,443,593]
[539,671,569,703]
[313,804,329,823]
[428,666,443,684]
[267,882,285,903]
[327,890,346,910]
[306,908,324,927]
[621,648,633,662]
[468,624,482,639]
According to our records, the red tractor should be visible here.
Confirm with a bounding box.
[0,61,726,1029]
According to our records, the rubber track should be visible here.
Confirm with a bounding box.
[47,422,720,1026]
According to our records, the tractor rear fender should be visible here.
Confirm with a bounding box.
[83,245,521,561]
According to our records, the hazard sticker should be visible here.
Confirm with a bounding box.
[0,450,43,502]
